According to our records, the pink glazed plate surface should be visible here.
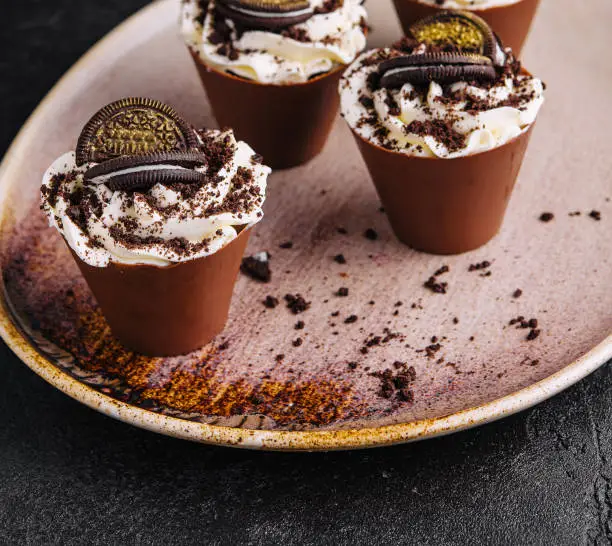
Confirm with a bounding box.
[0,0,610,450]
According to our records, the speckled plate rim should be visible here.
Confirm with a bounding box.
[0,0,610,452]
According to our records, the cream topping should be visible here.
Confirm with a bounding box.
[339,48,544,158]
[41,130,270,267]
[181,0,368,84]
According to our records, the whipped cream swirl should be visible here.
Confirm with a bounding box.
[340,48,544,159]
[181,0,368,84]
[413,0,524,8]
[41,130,270,267]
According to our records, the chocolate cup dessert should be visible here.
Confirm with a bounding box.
[339,9,544,256]
[352,128,533,255]
[70,228,251,356]
[392,0,541,54]
[41,98,271,357]
[191,55,344,170]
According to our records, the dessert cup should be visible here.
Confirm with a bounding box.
[352,128,533,255]
[391,0,541,54]
[41,98,270,358]
[191,54,344,170]
[71,228,251,356]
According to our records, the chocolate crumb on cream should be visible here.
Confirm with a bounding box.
[339,11,544,159]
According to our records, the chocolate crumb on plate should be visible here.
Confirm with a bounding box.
[336,287,349,297]
[589,210,602,221]
[527,329,541,341]
[285,294,310,314]
[240,251,271,283]
[333,254,347,264]
[263,295,279,309]
[513,289,523,299]
[468,260,491,272]
[424,264,450,293]
[294,320,305,330]
[424,276,447,294]
[279,241,294,249]
[344,314,358,324]
[539,212,554,222]
[370,363,417,402]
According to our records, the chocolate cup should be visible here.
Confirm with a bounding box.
[190,51,344,169]
[352,128,534,255]
[69,229,251,356]
[391,0,541,54]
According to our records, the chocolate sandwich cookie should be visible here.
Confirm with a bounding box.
[215,0,314,30]
[84,151,208,181]
[104,169,206,192]
[84,151,208,192]
[76,98,199,166]
[409,11,506,67]
[378,52,495,88]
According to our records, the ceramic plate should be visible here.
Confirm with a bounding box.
[0,0,610,451]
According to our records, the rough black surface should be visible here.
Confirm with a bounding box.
[0,2,611,544]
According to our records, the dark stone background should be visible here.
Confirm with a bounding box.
[0,2,610,544]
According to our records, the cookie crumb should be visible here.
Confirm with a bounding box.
[240,252,271,283]
[539,212,554,222]
[263,295,279,309]
[285,294,310,314]
[468,261,491,272]
[364,228,378,240]
[370,363,416,402]
[424,277,447,294]
[589,210,601,221]
[424,265,449,294]
[527,329,541,341]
